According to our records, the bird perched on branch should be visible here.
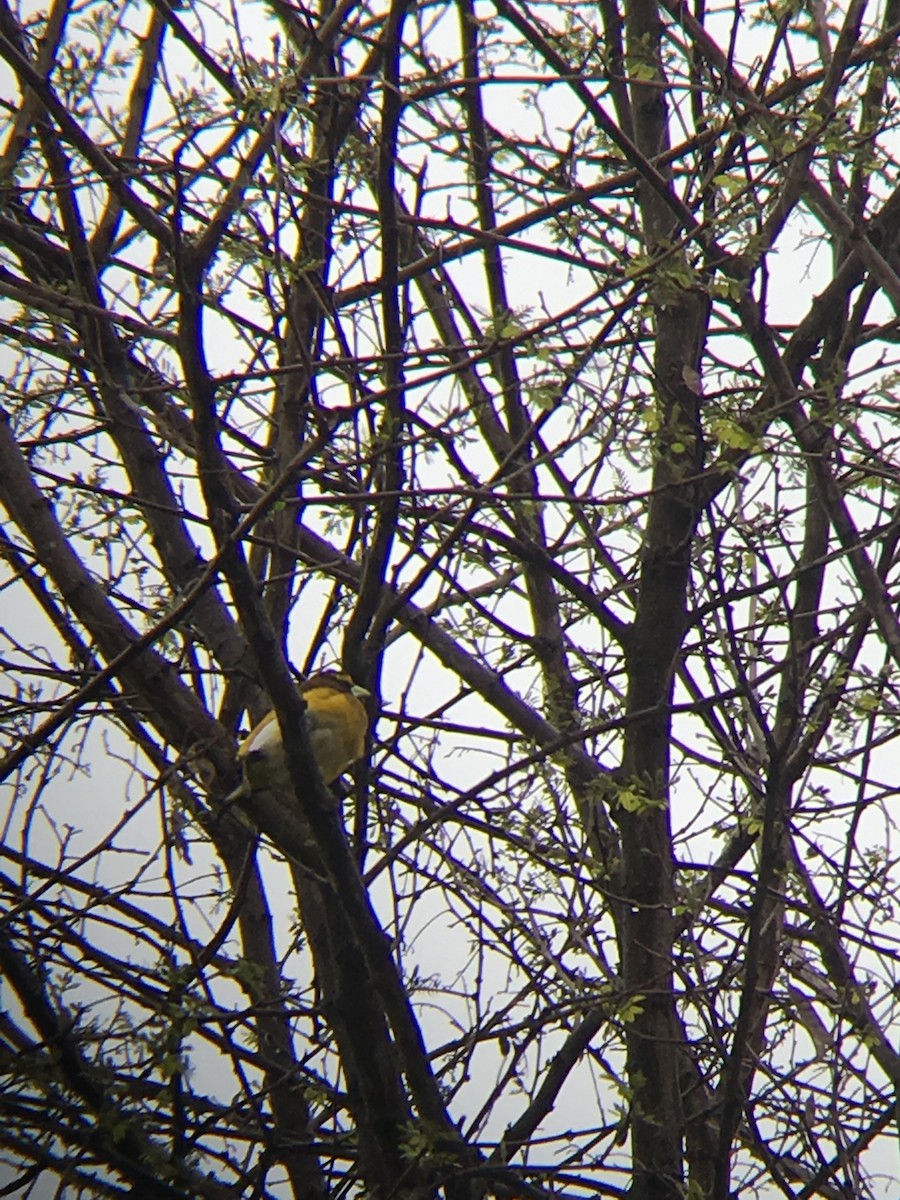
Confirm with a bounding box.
[235,671,370,795]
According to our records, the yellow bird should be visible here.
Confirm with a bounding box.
[236,671,370,792]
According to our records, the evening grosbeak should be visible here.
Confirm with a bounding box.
[235,671,370,795]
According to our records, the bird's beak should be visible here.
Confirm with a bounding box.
[351,684,370,699]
